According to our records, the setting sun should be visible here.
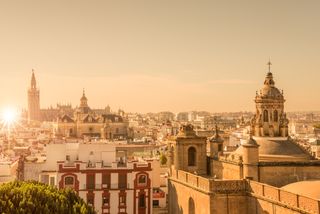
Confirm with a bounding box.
[1,107,18,125]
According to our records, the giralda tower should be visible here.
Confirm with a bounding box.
[28,70,40,123]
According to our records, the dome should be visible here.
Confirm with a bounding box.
[234,137,311,162]
[259,85,283,99]
[282,180,320,199]
[256,72,284,100]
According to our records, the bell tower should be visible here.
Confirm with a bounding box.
[168,124,207,175]
[251,61,289,137]
[28,70,41,123]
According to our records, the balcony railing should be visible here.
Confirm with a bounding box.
[82,183,130,190]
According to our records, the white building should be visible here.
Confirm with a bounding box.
[26,142,167,214]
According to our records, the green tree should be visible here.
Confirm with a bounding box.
[0,181,95,214]
[159,153,168,166]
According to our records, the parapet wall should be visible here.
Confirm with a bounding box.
[171,170,246,194]
[170,170,320,214]
[248,180,320,214]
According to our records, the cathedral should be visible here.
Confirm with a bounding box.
[27,72,129,139]
[168,63,320,214]
[56,90,129,139]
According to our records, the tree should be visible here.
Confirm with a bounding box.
[0,181,95,214]
[159,153,168,166]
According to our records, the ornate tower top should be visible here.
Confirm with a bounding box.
[80,89,88,107]
[251,61,289,137]
[31,70,37,89]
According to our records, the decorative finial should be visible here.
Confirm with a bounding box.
[267,58,272,73]
[249,127,253,139]
[214,118,220,138]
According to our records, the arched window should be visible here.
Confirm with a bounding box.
[65,176,74,185]
[64,176,75,189]
[263,110,269,122]
[189,197,195,214]
[188,147,196,166]
[138,175,147,185]
[274,110,278,122]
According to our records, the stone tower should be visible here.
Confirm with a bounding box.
[78,89,91,114]
[169,124,207,175]
[209,124,224,158]
[242,132,259,180]
[251,61,289,137]
[28,70,40,123]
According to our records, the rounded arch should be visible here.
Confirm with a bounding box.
[188,147,196,166]
[188,197,195,214]
[263,110,269,122]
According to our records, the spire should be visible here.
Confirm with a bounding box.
[31,69,37,89]
[264,60,275,86]
[82,88,86,97]
[267,58,272,73]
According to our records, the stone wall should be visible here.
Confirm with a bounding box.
[212,160,242,180]
[258,163,320,187]
[169,170,320,214]
[247,180,320,214]
[169,170,248,214]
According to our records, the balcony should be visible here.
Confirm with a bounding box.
[82,183,130,190]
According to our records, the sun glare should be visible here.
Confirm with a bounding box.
[1,107,18,125]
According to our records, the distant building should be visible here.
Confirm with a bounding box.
[56,91,129,139]
[27,71,41,123]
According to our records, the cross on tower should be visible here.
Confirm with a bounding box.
[267,59,272,73]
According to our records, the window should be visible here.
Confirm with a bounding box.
[66,155,70,161]
[87,195,94,207]
[65,176,74,185]
[119,195,126,206]
[102,174,110,188]
[116,128,119,134]
[50,177,55,186]
[153,200,159,207]
[118,174,127,189]
[218,144,223,152]
[263,110,269,122]
[139,194,145,208]
[138,175,147,185]
[188,147,196,166]
[274,110,278,122]
[87,174,95,190]
[189,197,195,214]
[102,196,109,206]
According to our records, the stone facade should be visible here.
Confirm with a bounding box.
[56,91,129,139]
[168,64,320,214]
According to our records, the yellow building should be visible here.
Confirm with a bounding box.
[56,90,129,139]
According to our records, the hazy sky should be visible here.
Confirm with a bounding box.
[0,0,319,113]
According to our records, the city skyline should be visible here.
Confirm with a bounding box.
[1,0,320,113]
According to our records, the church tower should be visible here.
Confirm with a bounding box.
[28,70,40,123]
[168,124,207,175]
[251,61,289,137]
